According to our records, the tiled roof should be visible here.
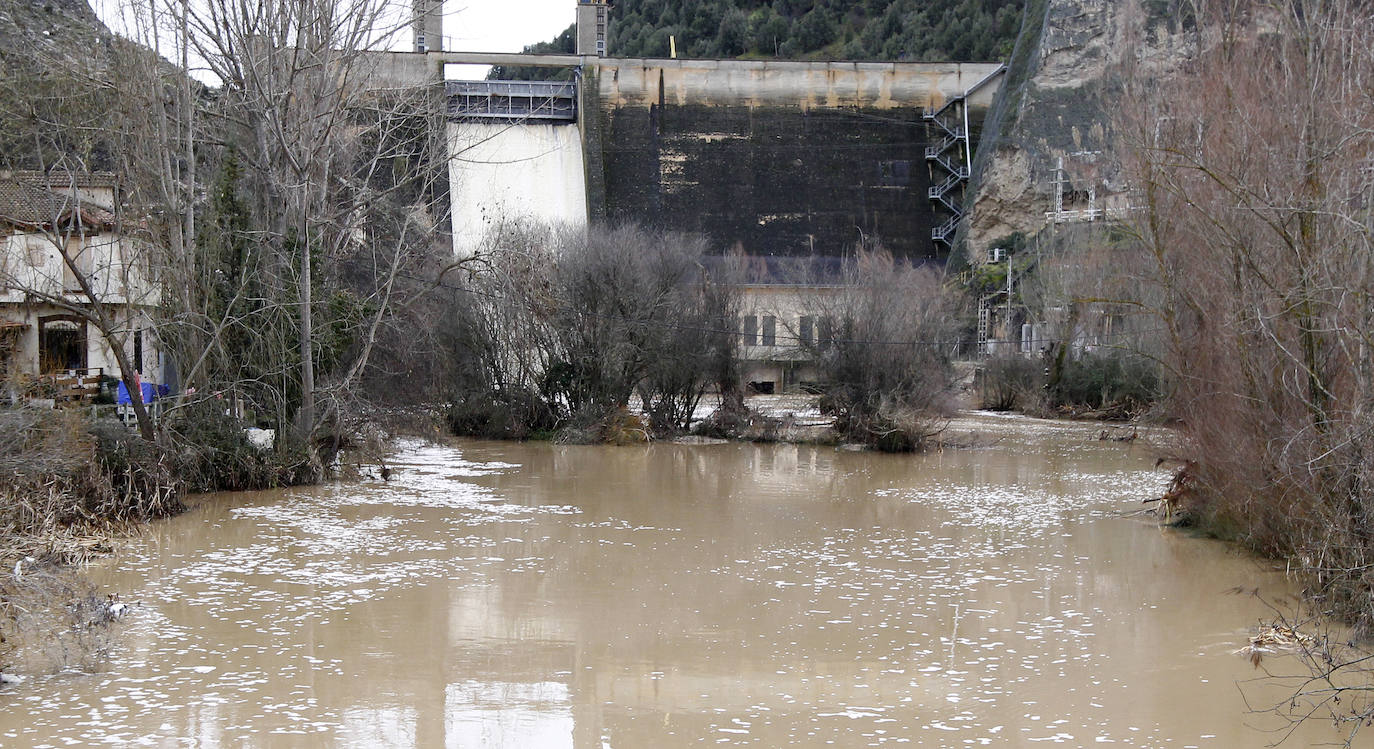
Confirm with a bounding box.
[4,170,119,189]
[0,175,116,230]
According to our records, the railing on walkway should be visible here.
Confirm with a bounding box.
[446,80,578,122]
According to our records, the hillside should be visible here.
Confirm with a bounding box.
[492,0,1023,79]
[0,0,109,55]
[0,0,119,170]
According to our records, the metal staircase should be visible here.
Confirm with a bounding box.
[922,98,969,249]
[921,64,1006,249]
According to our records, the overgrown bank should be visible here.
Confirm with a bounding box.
[0,407,320,675]
[1113,1,1374,646]
[952,0,1374,736]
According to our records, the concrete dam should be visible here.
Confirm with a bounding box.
[446,80,588,259]
[419,54,1005,263]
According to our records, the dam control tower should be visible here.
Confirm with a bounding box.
[413,0,443,53]
[576,0,611,57]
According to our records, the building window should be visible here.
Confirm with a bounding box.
[133,329,143,374]
[762,315,776,347]
[742,315,757,346]
[818,316,834,349]
[62,238,94,293]
[26,237,47,268]
[799,316,814,346]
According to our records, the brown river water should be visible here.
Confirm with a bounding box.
[0,413,1344,747]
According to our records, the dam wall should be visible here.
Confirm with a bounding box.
[594,59,1002,110]
[584,59,1002,262]
[448,121,589,260]
[429,55,1004,263]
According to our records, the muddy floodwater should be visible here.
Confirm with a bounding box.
[0,414,1344,747]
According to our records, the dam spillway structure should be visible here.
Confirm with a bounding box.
[430,54,1003,265]
[445,79,589,260]
[378,0,1006,265]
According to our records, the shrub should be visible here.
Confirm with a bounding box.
[162,402,318,492]
[445,222,736,443]
[446,387,557,441]
[0,409,181,567]
[1054,352,1161,416]
[979,355,1042,411]
[810,249,959,451]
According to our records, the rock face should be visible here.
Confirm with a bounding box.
[0,0,119,171]
[0,0,111,60]
[961,0,1195,263]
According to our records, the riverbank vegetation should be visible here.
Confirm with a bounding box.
[1122,0,1374,628]
[444,234,963,452]
[967,224,1169,420]
[978,350,1163,419]
[1,0,455,673]
[1,0,457,452]
[0,406,320,567]
[0,402,330,674]
[809,251,960,451]
[0,409,168,675]
[1107,0,1374,734]
[444,222,739,443]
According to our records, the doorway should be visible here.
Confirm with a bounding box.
[38,316,87,373]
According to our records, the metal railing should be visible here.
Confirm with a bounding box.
[928,173,965,201]
[931,215,960,243]
[446,80,578,122]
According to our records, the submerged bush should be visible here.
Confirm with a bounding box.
[810,250,959,452]
[1054,352,1161,416]
[979,355,1042,411]
[444,222,737,442]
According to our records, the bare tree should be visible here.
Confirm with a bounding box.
[806,249,960,451]
[1114,0,1374,738]
[3,0,461,464]
[63,0,458,457]
[445,221,733,441]
[163,0,433,440]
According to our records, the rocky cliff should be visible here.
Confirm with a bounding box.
[960,0,1196,264]
[0,0,111,60]
[0,0,121,170]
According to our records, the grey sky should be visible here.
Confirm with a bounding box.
[92,0,578,81]
[443,1,574,54]
[443,0,577,79]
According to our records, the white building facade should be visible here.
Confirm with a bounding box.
[0,172,163,395]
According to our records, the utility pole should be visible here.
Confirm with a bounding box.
[1004,250,1013,351]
